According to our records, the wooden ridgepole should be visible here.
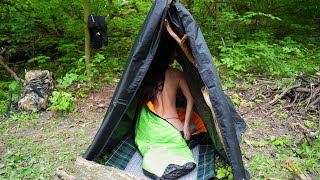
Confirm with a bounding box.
[84,0,91,78]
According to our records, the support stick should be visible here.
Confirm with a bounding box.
[164,19,197,68]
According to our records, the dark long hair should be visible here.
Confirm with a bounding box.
[137,31,176,104]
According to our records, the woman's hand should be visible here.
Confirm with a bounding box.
[183,124,191,141]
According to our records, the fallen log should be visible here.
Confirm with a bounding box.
[54,157,143,180]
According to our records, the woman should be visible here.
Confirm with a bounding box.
[135,36,197,179]
[138,40,194,140]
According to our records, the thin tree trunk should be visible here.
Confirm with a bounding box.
[83,0,91,78]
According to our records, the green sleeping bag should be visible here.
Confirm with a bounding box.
[135,105,196,179]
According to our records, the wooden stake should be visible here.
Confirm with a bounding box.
[164,19,197,68]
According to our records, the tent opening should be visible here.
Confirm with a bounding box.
[83,1,248,179]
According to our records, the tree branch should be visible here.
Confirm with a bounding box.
[164,19,197,68]
[0,47,23,83]
[267,84,300,105]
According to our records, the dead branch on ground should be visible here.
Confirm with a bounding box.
[263,74,319,115]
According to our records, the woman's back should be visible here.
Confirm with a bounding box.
[153,67,192,131]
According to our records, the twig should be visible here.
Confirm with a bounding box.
[297,75,310,84]
[283,158,312,180]
[294,123,314,146]
[309,96,320,107]
[309,130,319,138]
[267,84,300,105]
[295,88,311,93]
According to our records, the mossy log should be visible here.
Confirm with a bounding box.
[54,157,143,180]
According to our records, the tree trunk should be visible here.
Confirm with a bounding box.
[83,0,91,78]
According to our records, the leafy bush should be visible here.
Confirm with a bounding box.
[214,156,233,179]
[56,73,86,89]
[0,81,22,115]
[48,91,75,114]
[217,32,319,80]
[28,55,51,64]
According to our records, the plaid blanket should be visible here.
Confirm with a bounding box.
[105,133,215,179]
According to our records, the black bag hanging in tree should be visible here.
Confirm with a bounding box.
[88,15,108,49]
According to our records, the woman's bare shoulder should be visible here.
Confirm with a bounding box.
[167,67,184,76]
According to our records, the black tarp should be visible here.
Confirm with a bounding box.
[83,1,248,179]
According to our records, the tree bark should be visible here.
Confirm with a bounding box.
[83,0,91,78]
[55,157,143,180]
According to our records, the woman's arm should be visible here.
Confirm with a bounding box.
[178,70,194,141]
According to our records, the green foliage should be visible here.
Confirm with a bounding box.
[192,1,320,82]
[0,108,90,179]
[57,73,83,89]
[222,78,236,90]
[0,151,26,178]
[248,153,279,178]
[48,91,75,114]
[10,112,40,122]
[294,139,320,171]
[28,55,51,67]
[214,156,234,179]
[244,136,289,148]
[239,11,282,22]
[216,166,233,179]
[90,53,106,76]
[246,136,320,179]
[218,32,315,79]
[56,43,79,53]
[0,81,22,115]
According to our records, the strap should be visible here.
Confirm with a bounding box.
[30,83,45,98]
[4,91,12,118]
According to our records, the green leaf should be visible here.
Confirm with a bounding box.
[216,168,228,179]
[8,81,19,91]
[21,168,32,176]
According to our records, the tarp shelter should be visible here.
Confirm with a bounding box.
[83,0,249,179]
